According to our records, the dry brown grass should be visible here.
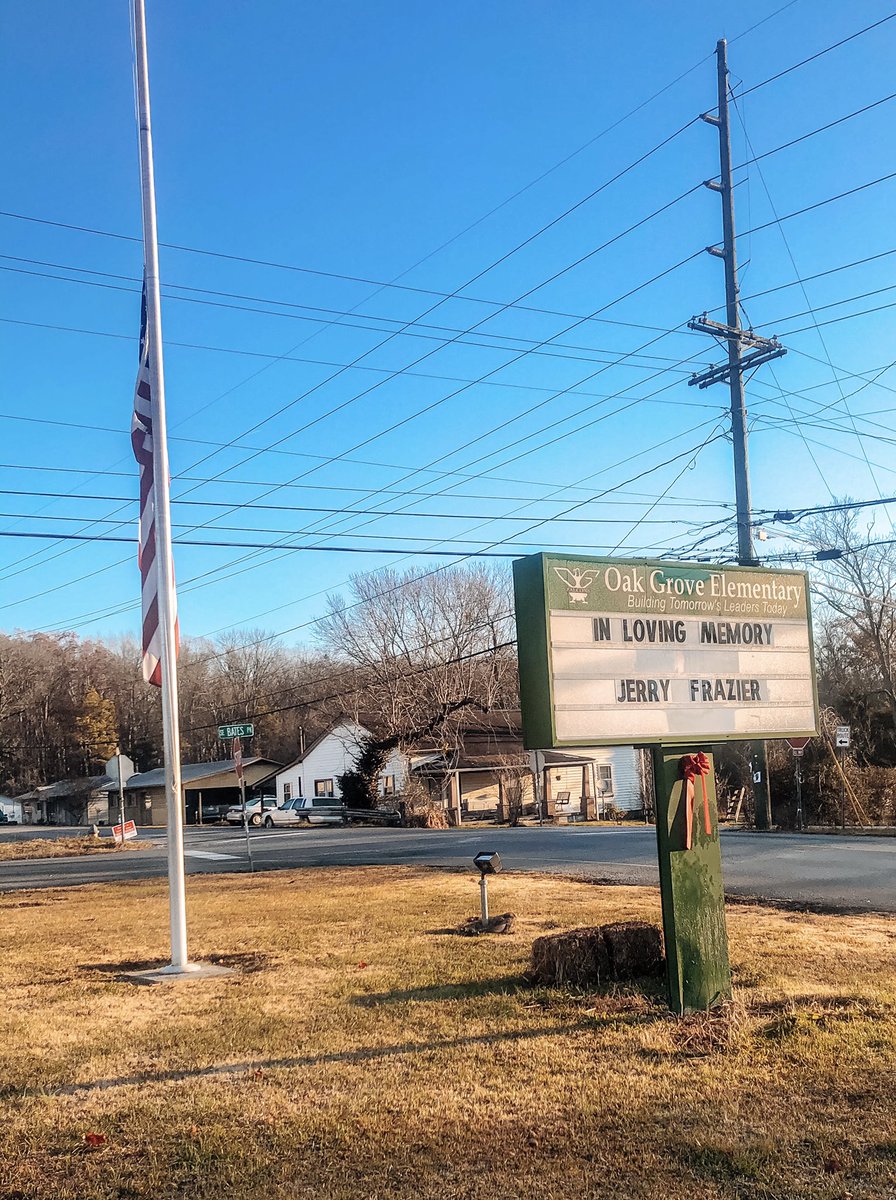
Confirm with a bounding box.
[1,867,895,1199]
[0,837,153,861]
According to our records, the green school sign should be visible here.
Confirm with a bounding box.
[512,552,818,749]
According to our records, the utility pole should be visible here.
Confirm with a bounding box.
[688,39,787,831]
[116,748,127,848]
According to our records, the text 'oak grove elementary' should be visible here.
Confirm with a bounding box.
[602,566,804,606]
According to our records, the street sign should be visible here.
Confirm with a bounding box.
[112,820,137,844]
[218,723,254,740]
[513,553,818,747]
[787,736,811,757]
[835,725,851,748]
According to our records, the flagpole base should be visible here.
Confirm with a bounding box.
[119,961,234,986]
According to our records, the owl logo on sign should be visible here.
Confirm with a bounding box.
[553,566,597,604]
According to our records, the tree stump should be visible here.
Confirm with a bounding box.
[529,921,663,986]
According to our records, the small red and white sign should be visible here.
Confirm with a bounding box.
[232,736,244,782]
[787,736,811,757]
[112,820,138,844]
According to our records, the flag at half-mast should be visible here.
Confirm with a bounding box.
[132,282,178,686]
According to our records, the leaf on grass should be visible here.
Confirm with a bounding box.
[84,1132,106,1149]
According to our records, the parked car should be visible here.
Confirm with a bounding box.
[261,798,311,828]
[262,796,347,827]
[224,797,277,827]
[198,801,234,823]
[0,810,15,825]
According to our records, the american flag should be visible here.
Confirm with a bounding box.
[132,282,177,686]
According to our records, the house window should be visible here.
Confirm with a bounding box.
[598,765,614,795]
[381,775,396,796]
[315,779,334,797]
[283,783,292,803]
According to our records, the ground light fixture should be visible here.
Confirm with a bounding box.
[473,851,502,926]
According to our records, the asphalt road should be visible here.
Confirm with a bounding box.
[1,824,894,911]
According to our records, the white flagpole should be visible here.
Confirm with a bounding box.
[133,0,190,972]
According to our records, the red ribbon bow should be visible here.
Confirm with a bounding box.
[680,752,712,850]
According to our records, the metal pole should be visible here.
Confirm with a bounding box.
[840,747,846,828]
[117,750,127,848]
[479,875,489,926]
[133,0,189,971]
[240,775,254,872]
[794,756,803,831]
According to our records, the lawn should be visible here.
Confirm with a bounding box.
[0,836,153,861]
[1,867,895,1199]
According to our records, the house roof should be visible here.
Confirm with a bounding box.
[118,758,282,791]
[17,775,112,801]
[272,719,374,775]
[273,711,594,779]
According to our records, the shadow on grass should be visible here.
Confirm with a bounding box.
[9,1022,595,1100]
[78,951,273,977]
[352,974,530,1006]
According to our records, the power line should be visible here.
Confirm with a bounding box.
[11,160,889,583]
[0,512,723,550]
[729,89,896,174]
[733,11,896,100]
[0,530,523,556]
[20,75,896,359]
[133,341,714,638]
[0,489,716,526]
[1,150,711,593]
[36,424,725,637]
[0,465,732,508]
[756,495,896,523]
[0,260,712,375]
[739,169,896,240]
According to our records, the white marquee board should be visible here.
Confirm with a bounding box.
[512,553,818,748]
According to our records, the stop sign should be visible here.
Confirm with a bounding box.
[787,736,811,755]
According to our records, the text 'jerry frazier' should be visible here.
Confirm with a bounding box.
[615,678,763,703]
[593,618,774,645]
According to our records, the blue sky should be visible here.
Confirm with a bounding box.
[2,0,896,648]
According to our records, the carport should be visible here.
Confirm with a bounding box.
[113,758,282,825]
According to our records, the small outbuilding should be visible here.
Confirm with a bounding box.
[17,776,115,826]
[111,758,283,826]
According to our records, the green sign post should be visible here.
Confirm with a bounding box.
[217,723,254,740]
[512,552,817,1014]
[653,747,731,1012]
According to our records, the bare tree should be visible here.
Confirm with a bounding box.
[805,505,896,752]
[317,565,518,741]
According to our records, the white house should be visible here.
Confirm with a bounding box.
[271,714,645,822]
[0,796,24,824]
[273,720,408,804]
[541,745,642,816]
